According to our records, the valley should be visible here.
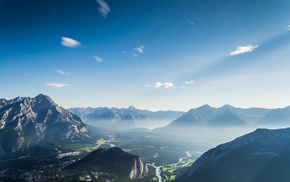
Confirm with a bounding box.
[0,126,209,181]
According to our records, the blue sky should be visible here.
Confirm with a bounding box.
[1,0,290,111]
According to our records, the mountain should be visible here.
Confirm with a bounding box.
[0,94,90,143]
[257,106,290,126]
[162,105,254,130]
[67,147,148,180]
[68,106,184,129]
[207,111,247,127]
[0,128,56,160]
[178,128,290,182]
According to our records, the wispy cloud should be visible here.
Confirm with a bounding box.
[132,53,138,57]
[163,83,174,89]
[285,25,290,31]
[135,45,144,53]
[56,70,70,75]
[61,37,81,48]
[144,84,151,87]
[154,82,174,89]
[96,0,111,18]
[92,56,103,62]
[187,20,194,26]
[46,83,69,88]
[185,80,194,84]
[122,46,145,62]
[228,44,259,56]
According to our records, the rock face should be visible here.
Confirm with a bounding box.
[179,128,290,182]
[68,106,184,129]
[129,157,148,179]
[67,147,148,180]
[0,94,90,143]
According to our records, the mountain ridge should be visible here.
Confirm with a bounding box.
[178,128,290,182]
[68,106,184,129]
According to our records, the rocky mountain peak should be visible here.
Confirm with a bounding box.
[127,105,137,111]
[34,94,54,104]
[0,94,90,143]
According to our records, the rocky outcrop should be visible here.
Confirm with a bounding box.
[0,94,90,143]
[129,157,149,179]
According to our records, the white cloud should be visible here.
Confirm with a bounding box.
[92,56,103,62]
[56,70,70,75]
[228,44,259,56]
[185,80,194,84]
[163,82,174,88]
[144,84,151,87]
[61,37,81,48]
[132,53,138,57]
[46,83,69,88]
[154,82,163,88]
[135,45,144,53]
[154,82,174,89]
[286,25,290,31]
[96,0,111,18]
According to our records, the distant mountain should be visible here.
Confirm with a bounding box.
[67,147,148,180]
[0,128,56,160]
[68,106,184,129]
[178,128,290,182]
[0,94,91,143]
[257,106,290,126]
[207,111,247,127]
[162,105,257,130]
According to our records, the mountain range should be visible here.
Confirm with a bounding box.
[0,94,91,143]
[179,128,290,182]
[68,106,184,129]
[156,104,290,133]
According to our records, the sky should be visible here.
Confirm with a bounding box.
[1,0,290,111]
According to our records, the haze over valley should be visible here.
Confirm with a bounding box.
[1,0,290,181]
